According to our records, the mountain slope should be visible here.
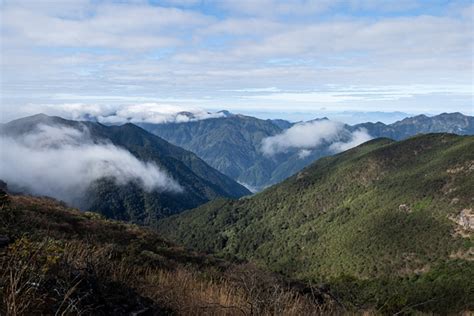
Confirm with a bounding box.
[139,114,291,190]
[0,114,250,223]
[144,112,473,190]
[158,133,474,312]
[0,190,335,315]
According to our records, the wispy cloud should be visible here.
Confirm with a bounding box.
[223,87,281,93]
[1,0,472,118]
[261,120,373,156]
[0,123,182,206]
[329,128,373,153]
[17,103,226,124]
[245,84,474,103]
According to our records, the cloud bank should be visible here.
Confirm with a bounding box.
[0,124,182,206]
[19,103,226,125]
[261,120,372,156]
[1,0,471,117]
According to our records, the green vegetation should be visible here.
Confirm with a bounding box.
[0,114,250,224]
[0,192,337,315]
[158,133,474,313]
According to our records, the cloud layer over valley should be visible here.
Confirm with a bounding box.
[261,120,372,156]
[0,124,182,206]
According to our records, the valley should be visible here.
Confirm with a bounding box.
[0,112,473,314]
[1,1,472,314]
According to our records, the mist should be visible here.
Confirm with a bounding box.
[0,124,182,206]
[261,120,372,156]
[15,103,226,124]
[329,128,372,153]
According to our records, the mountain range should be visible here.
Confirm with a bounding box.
[142,112,473,191]
[352,112,474,139]
[0,112,473,313]
[158,133,474,312]
[0,114,250,224]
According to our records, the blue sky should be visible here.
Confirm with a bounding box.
[0,0,473,123]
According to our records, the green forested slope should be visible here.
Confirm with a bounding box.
[158,134,474,313]
[0,191,336,315]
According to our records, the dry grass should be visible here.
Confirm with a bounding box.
[0,193,338,315]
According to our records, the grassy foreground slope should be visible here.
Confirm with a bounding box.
[0,191,336,315]
[158,133,474,313]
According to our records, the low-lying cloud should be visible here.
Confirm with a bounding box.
[261,120,372,156]
[0,124,182,206]
[20,103,226,124]
[328,129,373,153]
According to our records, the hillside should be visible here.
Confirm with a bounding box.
[158,133,474,313]
[0,190,336,315]
[0,114,250,224]
[141,114,350,191]
[139,113,289,191]
[144,112,473,191]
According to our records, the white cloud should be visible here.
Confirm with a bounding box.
[102,103,225,124]
[1,3,210,51]
[224,87,281,93]
[0,0,471,116]
[261,120,345,156]
[261,120,373,156]
[297,149,312,159]
[18,103,226,124]
[329,128,373,153]
[0,124,182,206]
[246,84,474,104]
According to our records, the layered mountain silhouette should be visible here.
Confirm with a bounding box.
[142,112,473,191]
[1,113,473,313]
[0,114,250,224]
[351,112,474,139]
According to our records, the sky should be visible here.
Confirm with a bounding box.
[0,0,473,123]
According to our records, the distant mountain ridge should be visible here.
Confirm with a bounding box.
[138,113,289,191]
[142,112,473,190]
[351,112,474,139]
[0,114,250,224]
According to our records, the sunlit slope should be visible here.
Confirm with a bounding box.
[159,133,474,280]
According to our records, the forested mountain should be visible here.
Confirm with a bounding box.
[142,112,473,191]
[139,113,287,191]
[0,114,250,224]
[158,133,474,313]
